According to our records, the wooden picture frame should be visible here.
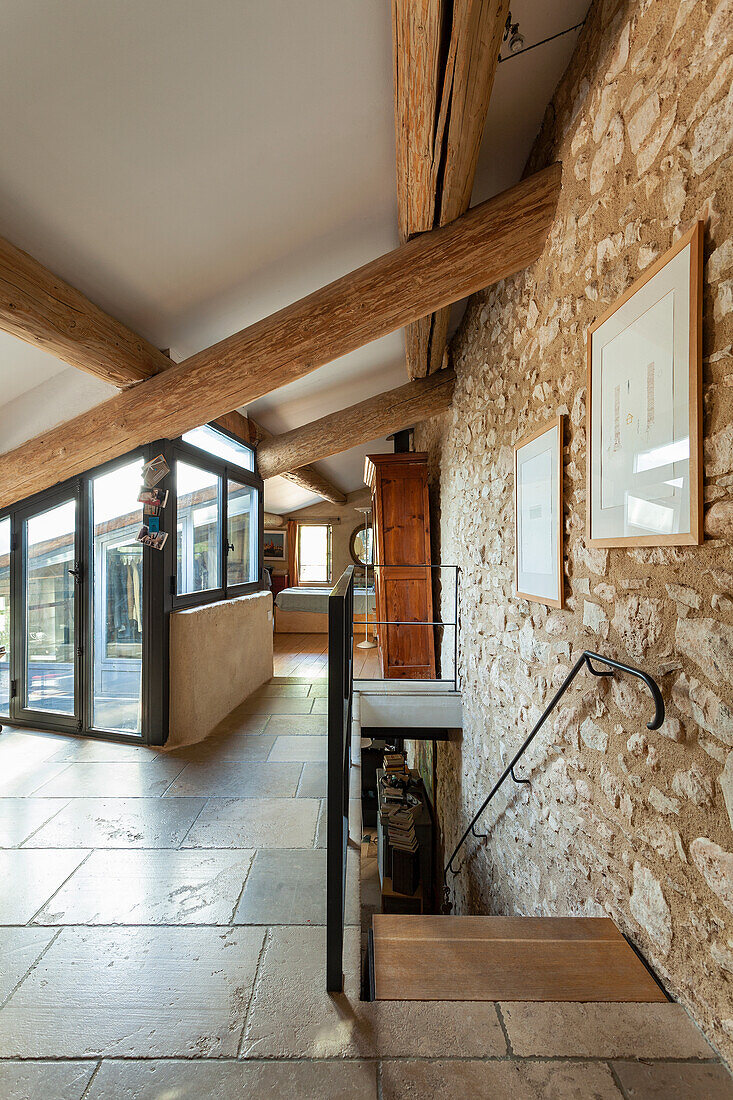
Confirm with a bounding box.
[587,221,703,547]
[514,414,564,609]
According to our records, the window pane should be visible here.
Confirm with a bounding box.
[227,481,258,586]
[0,517,9,714]
[92,459,144,734]
[176,461,221,595]
[182,425,254,471]
[298,525,330,583]
[25,499,76,715]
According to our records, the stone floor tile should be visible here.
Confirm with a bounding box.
[0,927,57,1002]
[170,734,278,763]
[34,848,254,925]
[0,1060,96,1100]
[264,714,328,736]
[182,798,319,848]
[24,796,206,848]
[308,683,328,697]
[242,926,507,1059]
[240,697,314,715]
[310,697,328,713]
[314,797,361,848]
[233,847,359,925]
[268,735,328,762]
[612,1060,733,1098]
[248,683,311,698]
[0,729,70,769]
[31,759,186,798]
[380,1059,622,1099]
[297,761,327,797]
[164,760,301,797]
[0,926,265,1058]
[0,798,68,847]
[48,740,160,763]
[500,1002,715,1059]
[0,849,89,923]
[0,760,73,797]
[86,1058,377,1099]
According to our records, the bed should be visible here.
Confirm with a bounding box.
[274,585,376,633]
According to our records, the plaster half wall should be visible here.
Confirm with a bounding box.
[415,0,733,1067]
[167,591,273,748]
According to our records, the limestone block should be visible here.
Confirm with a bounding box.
[720,752,733,833]
[629,862,672,955]
[580,717,608,752]
[691,838,733,914]
[612,596,664,657]
[672,672,733,745]
[648,787,681,815]
[671,765,714,808]
[675,618,733,688]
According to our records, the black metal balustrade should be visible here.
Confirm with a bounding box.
[442,650,665,913]
[326,566,355,992]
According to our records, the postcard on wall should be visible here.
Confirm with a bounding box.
[142,454,170,489]
[514,415,564,608]
[587,221,703,546]
[138,487,169,507]
[136,526,168,550]
[264,530,286,560]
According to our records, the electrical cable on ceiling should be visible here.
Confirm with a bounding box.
[498,20,586,63]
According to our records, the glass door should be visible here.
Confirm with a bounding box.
[19,493,80,728]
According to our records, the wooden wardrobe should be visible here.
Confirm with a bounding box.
[364,453,436,679]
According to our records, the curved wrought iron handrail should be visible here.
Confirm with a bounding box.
[442,650,665,912]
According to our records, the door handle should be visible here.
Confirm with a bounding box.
[68,564,82,582]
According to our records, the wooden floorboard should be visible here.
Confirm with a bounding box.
[372,915,667,1003]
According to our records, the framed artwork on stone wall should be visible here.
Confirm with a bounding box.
[514,414,564,608]
[587,221,704,547]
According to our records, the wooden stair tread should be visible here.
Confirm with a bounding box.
[371,915,667,1003]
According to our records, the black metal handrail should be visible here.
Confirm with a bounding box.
[442,650,665,913]
[326,565,355,992]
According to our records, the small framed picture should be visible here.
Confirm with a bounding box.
[587,221,703,546]
[263,529,286,561]
[514,415,564,608]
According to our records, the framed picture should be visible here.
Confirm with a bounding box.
[263,529,286,561]
[587,221,703,546]
[514,415,564,608]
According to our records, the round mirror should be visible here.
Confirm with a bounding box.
[350,523,373,566]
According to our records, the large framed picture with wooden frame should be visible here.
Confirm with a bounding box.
[587,221,703,547]
[514,414,564,609]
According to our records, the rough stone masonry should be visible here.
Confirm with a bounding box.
[414,0,733,1067]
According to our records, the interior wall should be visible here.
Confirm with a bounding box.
[285,487,372,582]
[415,0,733,1063]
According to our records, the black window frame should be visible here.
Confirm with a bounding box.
[0,425,263,746]
[170,427,263,612]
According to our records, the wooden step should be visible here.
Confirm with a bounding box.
[371,914,667,1002]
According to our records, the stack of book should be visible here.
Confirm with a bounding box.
[384,752,409,779]
[387,805,420,896]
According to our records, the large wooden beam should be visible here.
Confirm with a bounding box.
[393,0,509,380]
[0,235,170,387]
[0,165,560,509]
[257,371,455,480]
[214,409,346,504]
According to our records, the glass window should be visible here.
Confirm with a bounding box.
[92,459,144,734]
[182,425,254,471]
[176,461,221,595]
[227,480,258,586]
[0,517,9,714]
[25,499,76,715]
[298,525,331,584]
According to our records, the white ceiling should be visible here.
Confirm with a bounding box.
[0,0,588,513]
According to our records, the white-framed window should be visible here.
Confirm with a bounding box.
[298,524,332,584]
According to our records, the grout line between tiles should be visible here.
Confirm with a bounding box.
[176,796,212,849]
[494,1003,514,1056]
[607,1060,631,1099]
[236,926,271,1058]
[17,798,73,848]
[79,1058,103,1100]
[26,849,95,925]
[228,851,257,924]
[0,926,64,1010]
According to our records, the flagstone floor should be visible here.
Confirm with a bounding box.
[0,677,731,1099]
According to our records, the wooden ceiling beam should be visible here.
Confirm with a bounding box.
[0,234,171,387]
[257,370,455,480]
[0,165,559,509]
[393,0,510,380]
[212,409,346,504]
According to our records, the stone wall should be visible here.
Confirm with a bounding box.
[415,0,733,1064]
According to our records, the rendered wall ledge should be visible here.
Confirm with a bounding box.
[167,590,273,748]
